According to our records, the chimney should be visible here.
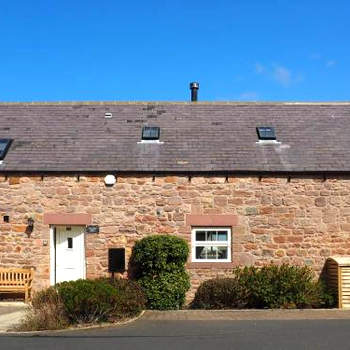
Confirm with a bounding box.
[189,82,199,102]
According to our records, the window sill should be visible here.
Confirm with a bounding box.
[186,262,234,269]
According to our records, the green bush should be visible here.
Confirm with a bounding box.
[131,235,190,309]
[17,278,146,330]
[192,264,335,309]
[57,279,121,323]
[192,278,249,309]
[139,271,190,310]
[56,278,145,323]
[131,235,189,276]
[234,265,335,309]
[101,278,146,319]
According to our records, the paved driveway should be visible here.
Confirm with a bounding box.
[0,303,27,332]
[2,318,350,350]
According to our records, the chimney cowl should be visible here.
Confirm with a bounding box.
[189,82,199,102]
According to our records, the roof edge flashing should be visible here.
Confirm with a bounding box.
[137,140,164,145]
[256,140,281,145]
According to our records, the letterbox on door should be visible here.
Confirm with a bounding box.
[108,248,125,272]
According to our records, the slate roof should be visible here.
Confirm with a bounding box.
[0,101,350,173]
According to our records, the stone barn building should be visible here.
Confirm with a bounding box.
[1,101,350,299]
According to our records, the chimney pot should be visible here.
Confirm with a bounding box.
[189,82,199,102]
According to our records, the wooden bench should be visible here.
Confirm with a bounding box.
[0,268,34,303]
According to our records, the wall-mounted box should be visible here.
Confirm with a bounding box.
[108,248,125,272]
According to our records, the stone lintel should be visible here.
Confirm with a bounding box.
[186,214,238,227]
[43,213,92,225]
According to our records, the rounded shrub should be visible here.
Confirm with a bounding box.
[131,235,190,309]
[191,278,249,309]
[132,235,189,276]
[56,279,118,323]
[16,278,146,331]
[139,271,190,310]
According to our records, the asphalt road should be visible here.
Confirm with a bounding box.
[2,319,350,350]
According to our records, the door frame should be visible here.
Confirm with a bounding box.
[50,225,86,285]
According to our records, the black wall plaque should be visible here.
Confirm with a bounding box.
[108,248,125,272]
[85,225,99,234]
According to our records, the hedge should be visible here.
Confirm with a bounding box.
[192,265,335,309]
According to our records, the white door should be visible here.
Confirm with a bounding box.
[55,226,86,283]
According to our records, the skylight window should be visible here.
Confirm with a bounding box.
[142,126,160,140]
[256,127,276,141]
[0,139,12,160]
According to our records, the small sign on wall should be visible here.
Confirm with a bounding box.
[85,225,99,234]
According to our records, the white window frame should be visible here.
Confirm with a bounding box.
[191,227,231,263]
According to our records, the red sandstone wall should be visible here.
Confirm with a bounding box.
[1,174,350,299]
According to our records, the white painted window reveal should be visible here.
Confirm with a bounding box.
[191,227,231,262]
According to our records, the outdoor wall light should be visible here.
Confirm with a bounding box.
[26,217,34,237]
[104,174,116,186]
[27,217,34,227]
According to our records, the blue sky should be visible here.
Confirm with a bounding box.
[0,1,349,101]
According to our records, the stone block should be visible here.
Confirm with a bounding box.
[315,197,326,207]
[245,207,258,216]
[9,177,20,185]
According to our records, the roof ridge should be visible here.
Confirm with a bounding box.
[0,101,350,106]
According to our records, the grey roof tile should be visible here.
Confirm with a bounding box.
[0,102,350,173]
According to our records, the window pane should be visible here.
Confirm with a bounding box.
[206,246,218,259]
[218,247,228,259]
[207,231,217,241]
[217,231,228,241]
[196,247,206,259]
[67,237,73,249]
[196,231,206,241]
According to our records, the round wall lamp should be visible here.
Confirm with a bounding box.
[104,174,116,186]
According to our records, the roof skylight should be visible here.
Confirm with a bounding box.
[0,139,12,160]
[142,126,160,141]
[256,127,276,141]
